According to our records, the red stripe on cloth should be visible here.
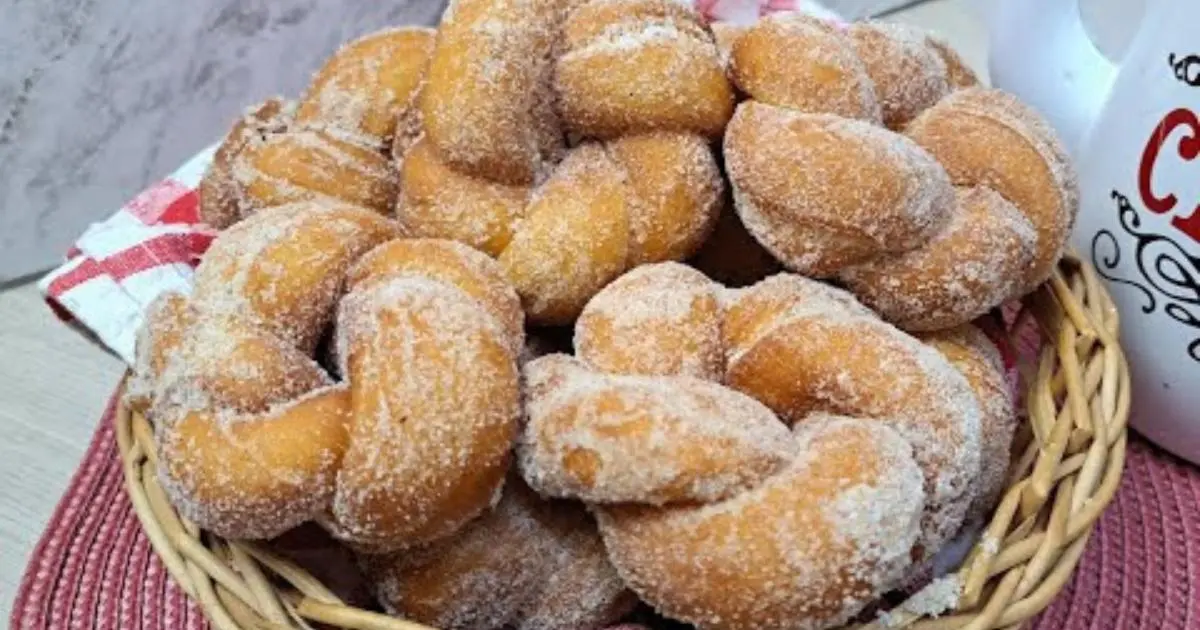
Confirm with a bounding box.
[157,190,201,226]
[122,181,192,225]
[44,232,215,298]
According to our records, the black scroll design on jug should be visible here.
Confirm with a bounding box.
[1169,52,1200,87]
[1091,190,1200,362]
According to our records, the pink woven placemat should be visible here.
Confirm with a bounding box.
[10,389,1200,630]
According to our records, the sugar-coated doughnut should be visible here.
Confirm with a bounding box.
[905,87,1079,293]
[519,354,794,505]
[724,101,954,277]
[846,21,949,129]
[346,238,525,356]
[730,14,881,122]
[576,262,724,380]
[921,325,1016,521]
[607,132,723,266]
[191,202,399,352]
[362,477,635,630]
[839,186,1037,331]
[723,276,982,552]
[397,137,531,256]
[596,416,925,630]
[295,27,434,148]
[239,128,399,215]
[688,204,782,288]
[498,144,631,325]
[421,0,564,184]
[556,0,733,139]
[198,98,293,229]
[328,272,521,552]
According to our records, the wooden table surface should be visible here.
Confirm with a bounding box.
[0,0,988,618]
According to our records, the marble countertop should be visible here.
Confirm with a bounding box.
[0,0,987,617]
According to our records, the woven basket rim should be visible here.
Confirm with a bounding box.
[114,249,1132,630]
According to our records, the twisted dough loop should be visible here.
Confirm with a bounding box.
[724,14,1078,331]
[362,476,636,630]
[134,205,523,552]
[519,262,989,630]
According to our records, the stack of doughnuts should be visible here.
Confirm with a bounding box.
[130,0,1077,628]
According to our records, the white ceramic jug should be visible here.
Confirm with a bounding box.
[987,0,1200,464]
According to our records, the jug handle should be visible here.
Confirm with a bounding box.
[984,0,1119,158]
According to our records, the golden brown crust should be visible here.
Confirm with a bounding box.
[904,87,1079,293]
[724,101,954,277]
[596,417,924,630]
[846,21,950,129]
[397,137,531,256]
[362,478,634,630]
[576,262,724,380]
[498,143,632,325]
[198,98,292,229]
[555,0,733,139]
[731,14,880,122]
[839,185,1037,331]
[420,0,565,184]
[240,129,399,215]
[191,203,400,352]
[295,27,435,148]
[920,325,1016,521]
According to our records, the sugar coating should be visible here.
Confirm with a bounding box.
[596,415,925,630]
[156,385,351,540]
[362,477,634,630]
[576,262,725,381]
[879,575,961,626]
[198,98,294,229]
[191,202,398,352]
[236,127,399,213]
[904,87,1079,293]
[607,132,724,266]
[347,237,526,358]
[724,102,954,278]
[724,273,983,554]
[846,21,949,129]
[730,13,881,122]
[294,27,434,149]
[519,354,795,505]
[329,276,521,552]
[838,185,1038,331]
[396,136,532,256]
[920,325,1018,522]
[420,0,565,184]
[556,0,733,139]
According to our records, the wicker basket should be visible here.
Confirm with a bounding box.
[115,249,1131,630]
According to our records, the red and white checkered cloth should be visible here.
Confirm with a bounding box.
[35,0,841,367]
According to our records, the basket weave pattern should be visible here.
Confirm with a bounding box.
[115,250,1131,630]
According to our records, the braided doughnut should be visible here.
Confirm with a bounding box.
[724,14,1077,331]
[556,0,734,139]
[420,0,564,185]
[132,207,523,549]
[294,27,434,149]
[518,262,989,629]
[362,476,635,630]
